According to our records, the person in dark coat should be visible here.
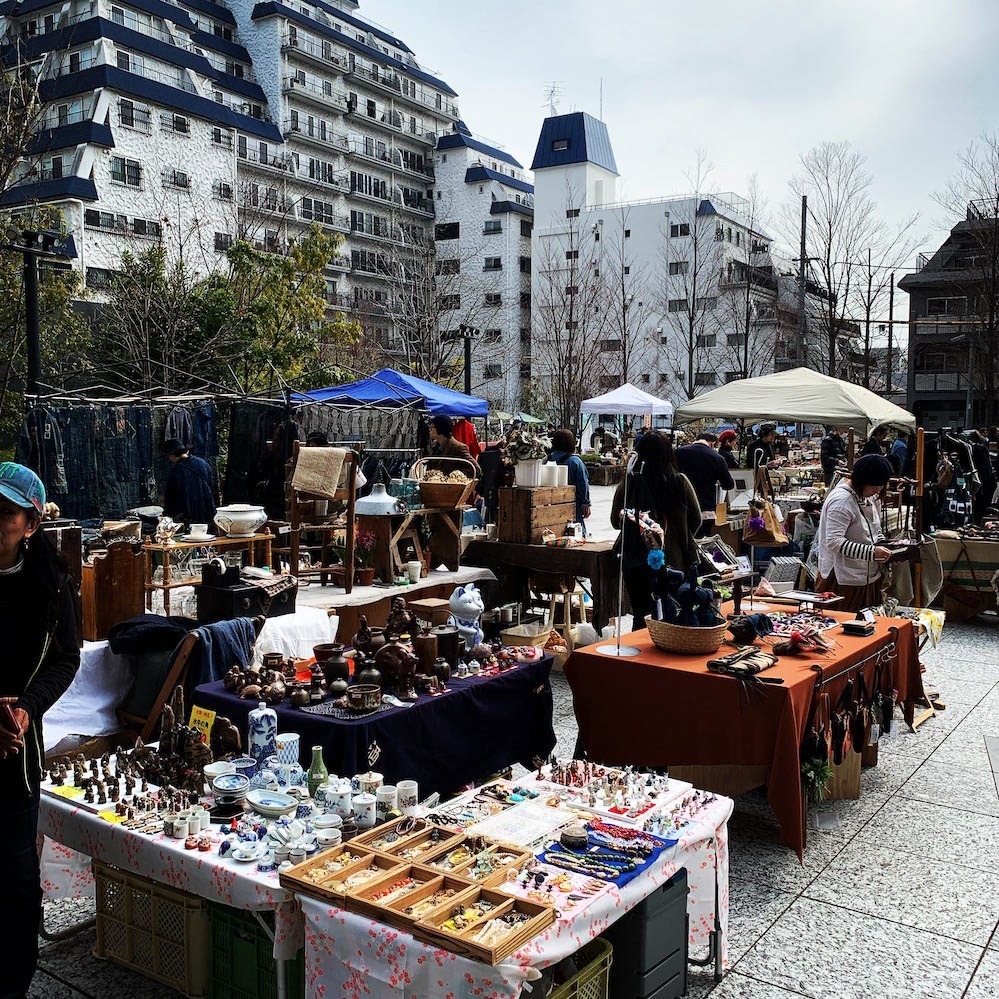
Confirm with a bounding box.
[820,426,847,486]
[676,433,735,536]
[861,425,890,457]
[0,462,80,998]
[718,429,740,468]
[163,438,217,527]
[550,428,592,534]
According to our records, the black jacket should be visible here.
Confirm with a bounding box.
[676,443,735,513]
[820,433,846,472]
[0,536,80,800]
[164,454,217,525]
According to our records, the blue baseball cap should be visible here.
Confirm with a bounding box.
[0,462,46,514]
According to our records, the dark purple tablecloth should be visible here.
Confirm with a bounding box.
[192,657,555,796]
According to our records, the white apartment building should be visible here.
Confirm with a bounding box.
[530,112,782,407]
[433,124,534,412]
[1,0,481,363]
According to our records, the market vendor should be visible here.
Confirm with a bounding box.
[610,432,701,623]
[813,454,894,612]
[428,415,472,461]
[718,429,740,469]
[163,438,217,527]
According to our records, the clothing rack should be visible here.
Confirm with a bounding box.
[809,626,899,690]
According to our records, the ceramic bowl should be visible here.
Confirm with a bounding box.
[204,761,236,782]
[212,772,250,804]
[313,812,343,830]
[246,788,299,818]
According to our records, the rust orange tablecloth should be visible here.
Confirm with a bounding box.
[564,610,920,859]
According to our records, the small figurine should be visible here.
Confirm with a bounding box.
[385,596,418,639]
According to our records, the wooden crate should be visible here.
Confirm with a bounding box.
[413,885,555,965]
[497,486,576,545]
[346,864,473,928]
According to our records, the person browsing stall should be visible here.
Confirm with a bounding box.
[861,425,890,457]
[718,429,740,469]
[163,438,217,527]
[820,425,847,486]
[676,432,735,537]
[812,454,894,612]
[610,432,702,624]
[0,463,80,999]
[550,429,592,534]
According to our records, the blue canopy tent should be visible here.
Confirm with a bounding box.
[291,368,488,417]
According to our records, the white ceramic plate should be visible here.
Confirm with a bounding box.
[182,534,216,542]
[246,788,299,818]
[231,846,266,863]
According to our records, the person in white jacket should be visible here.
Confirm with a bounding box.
[813,455,895,612]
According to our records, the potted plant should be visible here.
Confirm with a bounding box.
[354,529,376,585]
[506,428,552,487]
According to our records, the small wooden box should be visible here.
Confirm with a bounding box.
[497,486,576,545]
[346,864,472,928]
[278,844,386,903]
[408,597,452,626]
[413,885,555,965]
[417,835,533,888]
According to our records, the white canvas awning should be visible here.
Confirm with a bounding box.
[672,368,916,435]
[581,383,674,419]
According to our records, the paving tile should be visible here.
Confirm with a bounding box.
[807,789,889,841]
[26,970,82,998]
[709,972,812,998]
[726,877,797,963]
[965,950,999,997]
[855,749,924,796]
[919,675,997,707]
[853,796,999,874]
[986,736,999,774]
[898,758,999,816]
[806,838,999,944]
[737,898,981,999]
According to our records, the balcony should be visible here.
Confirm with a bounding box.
[346,105,437,146]
[398,194,434,217]
[350,222,404,245]
[345,138,393,167]
[391,151,434,182]
[345,63,458,119]
[326,256,350,272]
[238,146,296,175]
[284,120,348,154]
[281,33,350,73]
[283,76,349,113]
[913,372,971,393]
[301,209,350,232]
[257,197,295,215]
[348,185,393,208]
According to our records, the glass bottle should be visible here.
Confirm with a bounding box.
[308,745,329,799]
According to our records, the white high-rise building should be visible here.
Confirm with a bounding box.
[530,112,781,412]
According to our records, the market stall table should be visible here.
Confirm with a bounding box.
[564,609,921,859]
[192,657,556,795]
[933,536,999,613]
[296,793,733,999]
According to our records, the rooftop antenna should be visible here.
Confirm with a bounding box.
[543,81,563,117]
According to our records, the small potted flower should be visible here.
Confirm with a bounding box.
[354,529,377,585]
[506,428,552,487]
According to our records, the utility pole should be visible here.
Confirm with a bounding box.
[456,323,479,396]
[796,196,808,366]
[886,272,894,399]
[863,247,872,388]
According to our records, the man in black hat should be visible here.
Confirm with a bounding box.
[163,438,217,527]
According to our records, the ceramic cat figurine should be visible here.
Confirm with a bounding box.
[448,583,485,651]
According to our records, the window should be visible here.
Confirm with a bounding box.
[667,298,686,313]
[237,135,247,158]
[162,168,190,189]
[519,327,531,345]
[49,155,63,179]
[438,294,460,310]
[115,50,143,74]
[565,250,579,260]
[565,285,578,295]
[520,292,531,308]
[624,229,631,238]
[695,371,719,386]
[435,258,459,275]
[566,208,580,219]
[111,156,142,187]
[214,232,233,252]
[727,332,746,347]
[484,257,502,271]
[715,225,724,242]
[623,266,630,275]
[519,362,531,379]
[519,256,531,274]
[484,329,502,343]
[161,112,190,134]
[132,218,161,237]
[483,219,502,234]
[725,371,741,383]
[434,221,459,240]
[696,334,717,348]
[86,267,114,289]
[726,227,732,242]
[552,139,568,151]
[925,296,967,316]
[668,261,689,275]
[697,296,717,311]
[669,222,690,238]
[484,363,502,378]
[600,339,622,352]
[639,373,650,384]
[566,320,578,330]
[213,181,233,201]
[485,292,502,306]
[520,219,533,237]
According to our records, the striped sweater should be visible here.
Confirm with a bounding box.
[814,482,885,586]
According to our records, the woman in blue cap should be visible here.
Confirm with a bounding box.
[0,462,80,998]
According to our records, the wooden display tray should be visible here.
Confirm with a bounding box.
[278,843,388,902]
[350,816,444,853]
[413,885,555,966]
[417,834,534,888]
[346,864,473,929]
[374,826,466,863]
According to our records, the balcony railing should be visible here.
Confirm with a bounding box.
[345,138,392,165]
[281,33,350,72]
[238,146,296,174]
[345,63,458,117]
[347,105,437,145]
[913,372,971,393]
[284,120,348,152]
[283,76,349,112]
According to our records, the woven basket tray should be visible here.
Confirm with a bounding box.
[645,616,728,655]
[412,457,479,509]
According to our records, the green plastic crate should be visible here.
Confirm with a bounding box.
[550,938,613,999]
[208,902,304,999]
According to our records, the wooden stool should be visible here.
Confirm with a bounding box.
[409,597,452,627]
[530,574,586,652]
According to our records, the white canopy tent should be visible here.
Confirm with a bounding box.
[581,383,675,419]
[672,367,916,435]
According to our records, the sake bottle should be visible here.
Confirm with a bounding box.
[247,701,277,768]
[307,745,329,799]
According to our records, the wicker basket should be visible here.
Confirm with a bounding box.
[645,615,728,654]
[412,457,479,509]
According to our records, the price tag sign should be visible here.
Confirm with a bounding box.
[189,705,216,743]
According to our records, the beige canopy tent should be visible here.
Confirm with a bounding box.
[672,367,916,435]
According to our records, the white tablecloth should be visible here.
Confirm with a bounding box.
[45,641,133,752]
[254,606,339,665]
[298,796,732,998]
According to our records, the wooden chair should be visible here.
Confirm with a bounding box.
[288,442,359,592]
[117,615,265,743]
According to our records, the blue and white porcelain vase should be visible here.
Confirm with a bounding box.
[247,701,277,768]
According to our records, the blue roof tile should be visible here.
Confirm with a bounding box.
[465,164,533,195]
[437,131,522,168]
[530,112,618,175]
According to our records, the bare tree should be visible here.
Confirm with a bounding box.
[532,184,608,428]
[782,141,889,378]
[933,132,999,425]
[0,51,47,196]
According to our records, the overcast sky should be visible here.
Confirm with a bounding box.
[374,0,998,265]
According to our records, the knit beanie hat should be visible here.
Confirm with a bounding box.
[851,455,893,488]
